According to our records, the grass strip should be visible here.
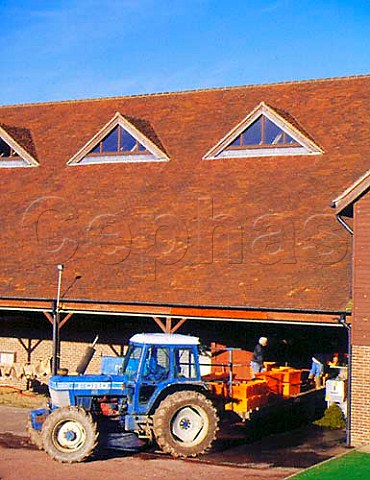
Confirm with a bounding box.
[290,451,370,480]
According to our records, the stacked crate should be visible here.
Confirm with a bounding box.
[208,378,270,417]
[256,366,302,397]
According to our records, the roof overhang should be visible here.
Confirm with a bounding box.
[332,168,370,214]
[0,298,348,327]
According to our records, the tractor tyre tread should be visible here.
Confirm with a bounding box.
[27,418,44,450]
[42,406,98,463]
[153,390,218,458]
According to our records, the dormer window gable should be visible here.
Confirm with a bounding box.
[0,124,39,168]
[203,102,323,160]
[68,113,169,166]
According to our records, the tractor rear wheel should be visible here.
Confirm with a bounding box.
[153,390,218,457]
[42,406,98,463]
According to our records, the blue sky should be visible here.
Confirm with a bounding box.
[1,0,369,105]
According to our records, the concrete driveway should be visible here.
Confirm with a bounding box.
[0,405,347,480]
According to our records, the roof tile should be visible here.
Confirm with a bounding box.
[0,75,369,312]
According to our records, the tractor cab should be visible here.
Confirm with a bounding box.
[122,333,204,417]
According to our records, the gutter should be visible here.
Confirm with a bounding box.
[338,313,352,447]
[336,214,353,235]
[332,200,354,446]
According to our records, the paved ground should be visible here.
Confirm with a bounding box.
[0,406,348,480]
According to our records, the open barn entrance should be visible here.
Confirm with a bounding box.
[0,311,349,372]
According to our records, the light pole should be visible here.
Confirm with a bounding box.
[52,264,64,375]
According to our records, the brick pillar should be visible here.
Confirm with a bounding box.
[351,345,370,445]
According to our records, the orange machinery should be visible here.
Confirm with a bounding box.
[205,346,305,419]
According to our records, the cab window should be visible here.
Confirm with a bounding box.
[175,348,197,379]
[122,345,142,381]
[142,346,170,381]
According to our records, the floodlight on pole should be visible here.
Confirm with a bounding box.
[56,264,64,312]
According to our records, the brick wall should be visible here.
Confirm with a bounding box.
[0,336,50,365]
[351,345,370,445]
[59,340,126,373]
[353,196,370,345]
[0,336,51,388]
[0,336,124,389]
[351,195,370,445]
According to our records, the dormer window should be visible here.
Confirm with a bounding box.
[0,138,20,159]
[0,124,39,168]
[68,112,169,165]
[89,125,149,156]
[203,102,323,160]
[229,115,299,149]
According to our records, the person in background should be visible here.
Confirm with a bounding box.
[328,353,339,368]
[250,337,268,379]
[308,353,326,389]
[327,353,341,379]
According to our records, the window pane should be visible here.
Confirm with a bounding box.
[143,346,169,381]
[241,117,262,145]
[122,345,142,381]
[0,352,16,364]
[225,114,301,152]
[101,126,119,152]
[285,133,298,144]
[264,118,284,144]
[230,136,241,147]
[0,138,11,157]
[175,348,197,379]
[120,127,136,152]
[91,143,101,154]
[138,142,147,152]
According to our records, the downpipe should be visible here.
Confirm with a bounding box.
[338,314,352,448]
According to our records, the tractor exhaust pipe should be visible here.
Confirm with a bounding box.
[76,335,99,375]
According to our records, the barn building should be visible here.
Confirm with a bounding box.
[0,74,369,444]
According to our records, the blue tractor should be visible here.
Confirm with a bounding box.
[28,333,219,463]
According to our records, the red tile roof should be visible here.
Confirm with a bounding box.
[0,75,369,313]
[124,114,168,154]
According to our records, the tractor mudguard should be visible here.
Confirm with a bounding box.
[29,407,50,431]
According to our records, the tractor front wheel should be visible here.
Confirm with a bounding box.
[27,418,43,450]
[42,406,98,463]
[153,390,218,457]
